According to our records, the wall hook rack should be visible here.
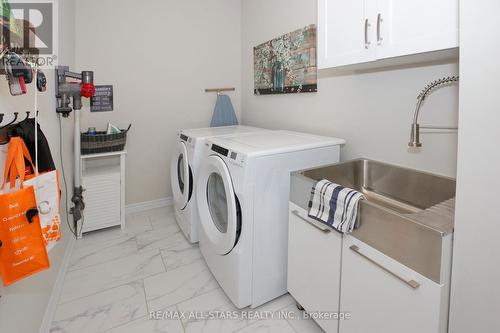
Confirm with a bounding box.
[0,112,18,130]
[205,88,236,96]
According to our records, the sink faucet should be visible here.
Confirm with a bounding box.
[409,76,459,147]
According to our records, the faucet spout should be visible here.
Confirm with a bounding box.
[408,76,459,148]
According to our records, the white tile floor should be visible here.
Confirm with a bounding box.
[50,206,324,333]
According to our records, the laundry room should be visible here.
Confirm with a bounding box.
[0,0,498,332]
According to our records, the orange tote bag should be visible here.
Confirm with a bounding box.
[0,138,49,286]
[13,137,63,251]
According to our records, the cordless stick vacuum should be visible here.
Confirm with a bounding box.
[55,66,95,237]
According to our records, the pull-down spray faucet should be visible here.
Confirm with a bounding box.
[409,76,459,147]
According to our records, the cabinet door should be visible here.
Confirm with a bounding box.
[318,0,377,69]
[82,168,122,233]
[376,0,458,59]
[287,203,342,333]
[339,236,448,333]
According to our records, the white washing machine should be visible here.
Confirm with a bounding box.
[196,130,346,308]
[171,126,268,243]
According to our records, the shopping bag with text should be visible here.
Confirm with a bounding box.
[0,138,49,286]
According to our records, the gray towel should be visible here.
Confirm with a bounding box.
[211,94,238,127]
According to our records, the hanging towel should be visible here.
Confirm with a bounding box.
[308,179,365,233]
[210,94,239,127]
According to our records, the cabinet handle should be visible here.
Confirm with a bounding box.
[364,18,371,49]
[349,245,420,289]
[291,210,331,234]
[377,13,383,44]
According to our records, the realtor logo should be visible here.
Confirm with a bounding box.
[1,0,58,66]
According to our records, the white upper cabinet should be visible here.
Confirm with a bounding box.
[318,0,377,68]
[318,0,459,69]
[376,0,459,59]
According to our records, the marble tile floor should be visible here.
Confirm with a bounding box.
[50,206,323,333]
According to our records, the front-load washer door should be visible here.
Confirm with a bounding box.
[197,155,239,255]
[171,141,191,210]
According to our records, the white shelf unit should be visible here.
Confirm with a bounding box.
[80,151,126,236]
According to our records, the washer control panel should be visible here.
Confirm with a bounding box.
[210,144,245,166]
[211,144,229,157]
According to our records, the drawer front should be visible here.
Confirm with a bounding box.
[340,236,448,333]
[287,203,342,333]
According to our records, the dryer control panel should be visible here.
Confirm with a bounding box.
[179,132,196,148]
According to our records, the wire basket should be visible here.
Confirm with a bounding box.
[81,125,131,155]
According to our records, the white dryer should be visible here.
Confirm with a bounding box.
[171,126,267,243]
[196,130,346,308]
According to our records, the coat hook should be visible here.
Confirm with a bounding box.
[0,112,18,129]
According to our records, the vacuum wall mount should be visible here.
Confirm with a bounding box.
[55,66,95,117]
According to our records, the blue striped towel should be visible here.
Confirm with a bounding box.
[308,179,365,233]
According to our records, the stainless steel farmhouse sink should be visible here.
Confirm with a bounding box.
[290,159,456,283]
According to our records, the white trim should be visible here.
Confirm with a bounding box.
[39,236,76,333]
[125,197,173,215]
[81,150,127,160]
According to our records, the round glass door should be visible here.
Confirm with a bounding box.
[171,141,190,210]
[207,173,228,233]
[196,155,238,255]
[177,154,186,194]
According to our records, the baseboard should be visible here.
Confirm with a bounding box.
[39,236,76,333]
[125,197,173,215]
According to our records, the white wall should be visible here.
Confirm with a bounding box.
[241,0,459,177]
[74,0,242,204]
[449,1,500,331]
[0,1,76,332]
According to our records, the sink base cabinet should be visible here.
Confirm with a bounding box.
[287,204,450,333]
[287,203,342,333]
[340,236,450,333]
